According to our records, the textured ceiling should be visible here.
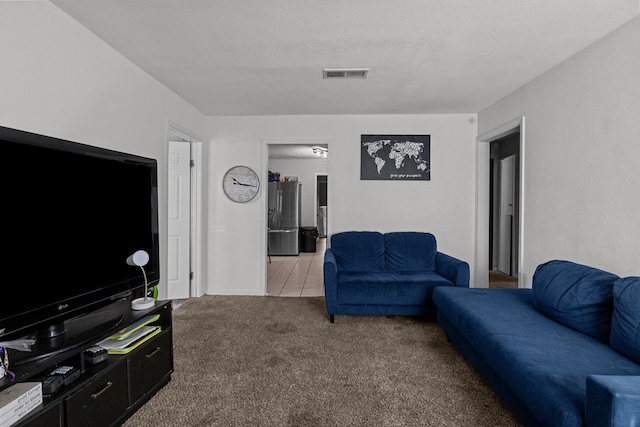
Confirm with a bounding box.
[51,0,639,116]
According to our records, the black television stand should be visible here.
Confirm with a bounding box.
[3,299,173,427]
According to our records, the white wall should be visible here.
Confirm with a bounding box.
[268,158,328,227]
[0,2,206,299]
[206,114,477,295]
[478,16,640,283]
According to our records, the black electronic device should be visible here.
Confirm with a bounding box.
[84,345,108,365]
[0,125,160,366]
[41,375,64,395]
[49,366,80,386]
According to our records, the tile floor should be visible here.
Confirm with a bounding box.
[267,237,326,297]
[268,240,517,296]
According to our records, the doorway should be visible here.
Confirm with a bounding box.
[490,134,520,281]
[261,139,331,296]
[166,125,203,301]
[316,174,328,237]
[476,117,525,288]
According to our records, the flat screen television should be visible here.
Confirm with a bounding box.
[0,125,160,365]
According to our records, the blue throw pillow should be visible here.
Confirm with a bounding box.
[532,260,619,341]
[610,277,640,363]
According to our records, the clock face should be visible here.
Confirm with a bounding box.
[222,165,260,203]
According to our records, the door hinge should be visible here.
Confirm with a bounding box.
[190,160,195,167]
[189,271,194,280]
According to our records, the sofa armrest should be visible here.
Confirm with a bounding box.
[323,248,338,315]
[435,252,470,287]
[586,375,640,427]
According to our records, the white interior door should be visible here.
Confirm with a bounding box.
[167,140,191,299]
[498,155,515,275]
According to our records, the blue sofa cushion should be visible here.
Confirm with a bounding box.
[338,271,452,305]
[384,232,437,272]
[610,277,640,364]
[532,260,619,341]
[331,231,385,272]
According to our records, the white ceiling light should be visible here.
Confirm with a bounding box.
[312,146,328,157]
[323,68,369,79]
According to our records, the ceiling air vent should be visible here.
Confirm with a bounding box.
[323,68,369,79]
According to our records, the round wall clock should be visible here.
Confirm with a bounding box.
[222,165,260,203]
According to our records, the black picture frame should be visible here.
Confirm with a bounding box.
[360,134,430,180]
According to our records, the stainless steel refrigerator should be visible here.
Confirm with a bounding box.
[268,181,301,256]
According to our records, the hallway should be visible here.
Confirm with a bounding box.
[267,237,326,297]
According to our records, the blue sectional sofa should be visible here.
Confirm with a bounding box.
[433,260,640,427]
[323,231,469,323]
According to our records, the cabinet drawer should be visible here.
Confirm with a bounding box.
[128,330,173,404]
[65,362,129,427]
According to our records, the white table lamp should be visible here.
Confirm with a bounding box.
[127,250,155,310]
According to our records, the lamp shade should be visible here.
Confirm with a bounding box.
[126,250,149,267]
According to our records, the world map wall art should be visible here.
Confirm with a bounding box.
[360,134,431,180]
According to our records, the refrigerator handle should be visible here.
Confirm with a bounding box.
[278,189,283,224]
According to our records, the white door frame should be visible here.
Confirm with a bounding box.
[260,139,333,295]
[167,122,204,299]
[476,117,526,287]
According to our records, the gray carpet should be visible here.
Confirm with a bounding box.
[123,296,521,427]
[489,270,519,289]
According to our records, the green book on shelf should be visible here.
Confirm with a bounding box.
[105,327,162,355]
[98,326,162,355]
[108,314,160,340]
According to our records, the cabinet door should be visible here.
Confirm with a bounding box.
[128,330,173,404]
[66,362,129,427]
[20,403,61,427]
